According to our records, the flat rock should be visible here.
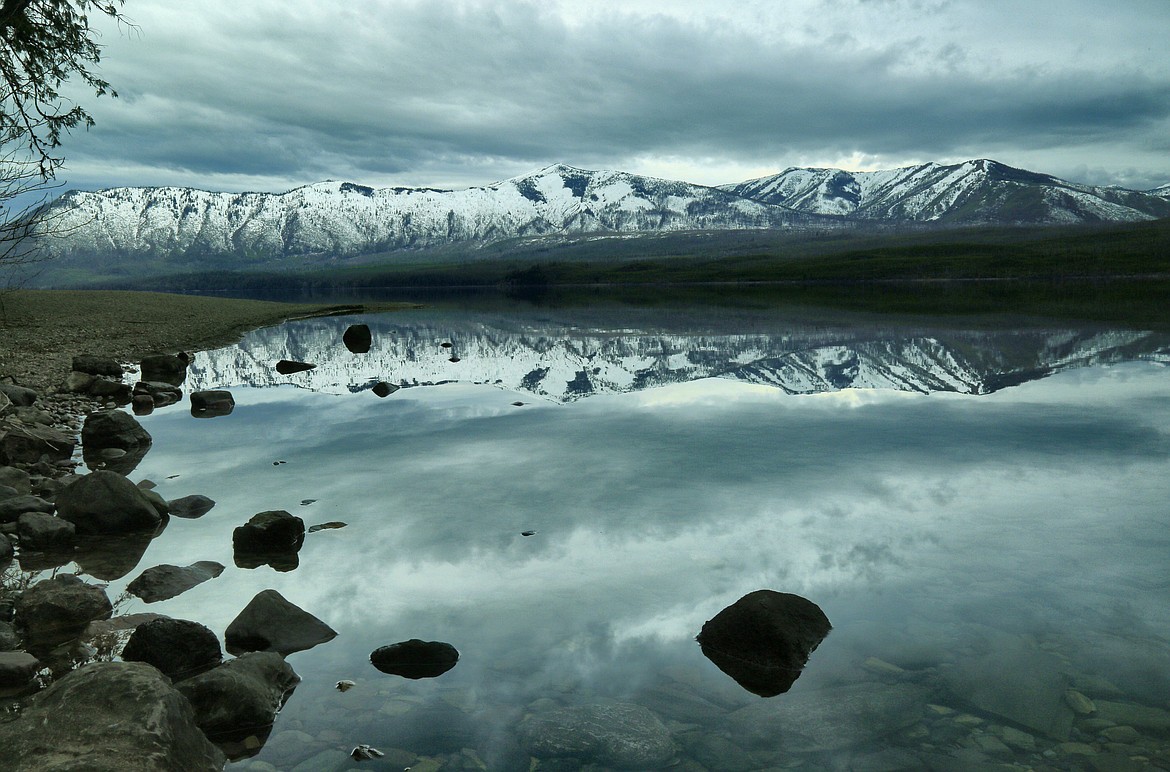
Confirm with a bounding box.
[127,561,225,603]
[727,681,931,753]
[518,702,676,769]
[0,466,31,495]
[0,494,54,520]
[190,390,234,417]
[72,355,124,378]
[942,645,1075,740]
[224,589,337,656]
[275,360,316,374]
[166,494,216,519]
[1094,700,1170,732]
[0,423,75,465]
[0,660,224,771]
[370,639,459,679]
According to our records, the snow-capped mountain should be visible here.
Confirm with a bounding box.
[721,159,1170,224]
[36,164,819,265]
[182,311,1170,402]
[34,160,1170,273]
[1150,183,1170,198]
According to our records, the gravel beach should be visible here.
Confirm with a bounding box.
[0,289,406,394]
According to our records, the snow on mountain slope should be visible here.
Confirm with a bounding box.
[723,159,1170,224]
[38,164,818,264]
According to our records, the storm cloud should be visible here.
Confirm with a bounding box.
[55,0,1170,193]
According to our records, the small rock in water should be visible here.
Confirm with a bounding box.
[371,381,398,398]
[440,342,453,349]
[512,401,525,406]
[307,521,347,533]
[275,360,316,375]
[350,744,384,760]
[521,530,537,537]
[299,499,316,506]
[272,460,286,466]
[335,679,355,692]
[190,390,234,418]
[343,324,372,354]
[448,356,461,363]
[370,639,459,679]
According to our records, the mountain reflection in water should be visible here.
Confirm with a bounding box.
[33,306,1170,769]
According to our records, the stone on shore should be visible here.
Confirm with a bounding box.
[13,574,113,649]
[71,355,124,378]
[54,470,163,534]
[0,383,38,407]
[0,494,54,520]
[0,660,225,771]
[224,589,337,656]
[0,423,76,465]
[121,618,222,681]
[518,702,676,769]
[82,409,152,450]
[127,561,225,603]
[140,353,189,385]
[0,650,41,687]
[0,465,31,494]
[16,511,76,551]
[0,532,12,563]
[175,651,300,754]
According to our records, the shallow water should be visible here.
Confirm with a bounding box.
[72,307,1170,768]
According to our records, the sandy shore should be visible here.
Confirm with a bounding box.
[0,290,412,394]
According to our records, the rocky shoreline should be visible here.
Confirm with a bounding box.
[0,292,396,769]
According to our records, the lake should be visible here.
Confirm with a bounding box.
[83,301,1170,769]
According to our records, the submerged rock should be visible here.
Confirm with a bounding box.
[0,661,225,771]
[696,589,832,697]
[127,561,225,603]
[224,589,337,656]
[343,324,372,353]
[122,618,222,681]
[72,530,162,581]
[728,681,931,753]
[518,702,676,770]
[370,639,459,679]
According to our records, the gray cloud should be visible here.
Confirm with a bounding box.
[52,0,1170,192]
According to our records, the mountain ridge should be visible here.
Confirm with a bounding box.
[30,159,1170,279]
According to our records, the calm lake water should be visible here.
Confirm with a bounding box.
[84,303,1170,769]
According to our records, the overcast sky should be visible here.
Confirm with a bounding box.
[53,0,1170,194]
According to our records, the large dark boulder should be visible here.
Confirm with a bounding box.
[370,639,459,679]
[14,574,112,649]
[190,390,234,417]
[127,561,225,603]
[175,651,299,756]
[233,510,304,570]
[82,410,152,450]
[697,590,832,697]
[72,355,124,378]
[224,589,337,656]
[518,703,677,770]
[54,470,163,535]
[343,323,373,353]
[140,353,189,385]
[16,511,76,551]
[122,618,222,681]
[0,660,225,771]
